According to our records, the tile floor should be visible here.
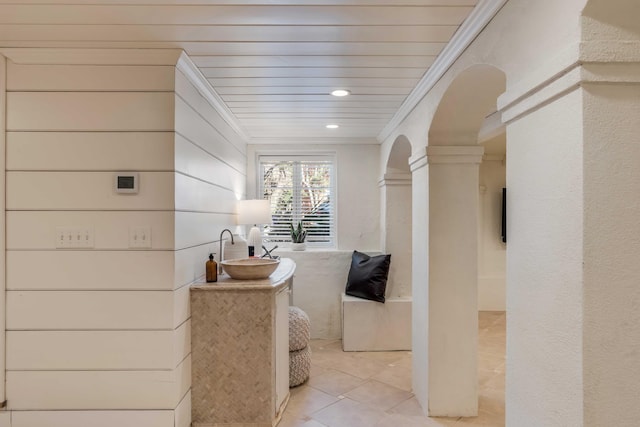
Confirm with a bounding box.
[280,311,506,427]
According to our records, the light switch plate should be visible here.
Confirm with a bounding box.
[129,226,152,249]
[56,227,94,248]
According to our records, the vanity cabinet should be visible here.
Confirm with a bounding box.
[190,258,295,427]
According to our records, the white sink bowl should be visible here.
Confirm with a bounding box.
[220,258,280,280]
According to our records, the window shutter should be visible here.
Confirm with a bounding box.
[260,156,335,247]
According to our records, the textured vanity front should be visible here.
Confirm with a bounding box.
[190,259,294,427]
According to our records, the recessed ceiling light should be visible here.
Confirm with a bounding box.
[326,124,339,129]
[330,89,351,97]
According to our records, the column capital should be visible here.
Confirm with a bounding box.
[409,147,428,172]
[427,146,484,164]
[378,173,412,187]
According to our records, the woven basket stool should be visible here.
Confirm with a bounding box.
[289,346,311,387]
[289,306,310,351]
[289,306,311,387]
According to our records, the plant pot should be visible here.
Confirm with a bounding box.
[291,242,307,251]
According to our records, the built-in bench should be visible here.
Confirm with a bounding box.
[341,294,412,351]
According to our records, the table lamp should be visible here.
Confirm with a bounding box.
[237,199,272,257]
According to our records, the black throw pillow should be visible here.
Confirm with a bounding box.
[345,250,391,303]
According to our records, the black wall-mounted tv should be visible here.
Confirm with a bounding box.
[501,188,507,243]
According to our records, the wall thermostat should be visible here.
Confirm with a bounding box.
[115,172,139,194]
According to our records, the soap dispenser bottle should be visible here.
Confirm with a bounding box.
[206,253,217,283]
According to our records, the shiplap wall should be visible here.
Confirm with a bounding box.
[3,51,246,427]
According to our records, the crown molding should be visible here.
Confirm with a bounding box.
[176,51,250,142]
[377,0,508,143]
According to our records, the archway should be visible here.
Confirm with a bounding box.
[381,135,412,301]
[416,64,506,417]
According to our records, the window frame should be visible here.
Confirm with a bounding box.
[257,152,338,249]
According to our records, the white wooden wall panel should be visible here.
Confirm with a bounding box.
[0,53,7,404]
[6,290,174,330]
[7,330,175,370]
[175,68,246,155]
[7,320,189,371]
[0,22,458,44]
[0,5,473,25]
[174,243,217,287]
[7,62,175,91]
[173,285,190,329]
[6,132,175,171]
[7,250,175,290]
[174,320,191,369]
[12,410,174,427]
[6,92,175,131]
[175,96,245,172]
[0,413,8,427]
[174,173,237,214]
[7,171,174,210]
[201,66,427,79]
[192,55,435,69]
[6,356,190,410]
[7,211,175,250]
[175,390,192,427]
[0,55,255,420]
[175,133,246,195]
[174,211,235,250]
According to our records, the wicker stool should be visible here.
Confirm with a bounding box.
[288,306,311,387]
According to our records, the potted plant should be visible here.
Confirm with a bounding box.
[290,221,307,251]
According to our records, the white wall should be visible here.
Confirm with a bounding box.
[2,50,247,427]
[247,143,380,251]
[246,143,381,339]
[478,155,506,311]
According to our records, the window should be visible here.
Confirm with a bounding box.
[259,155,336,247]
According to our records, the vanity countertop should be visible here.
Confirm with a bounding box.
[191,257,295,291]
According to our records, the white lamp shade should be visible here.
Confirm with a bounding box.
[237,199,272,225]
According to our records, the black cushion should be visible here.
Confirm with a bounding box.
[345,250,391,303]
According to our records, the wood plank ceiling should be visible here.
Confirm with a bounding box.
[0,1,479,143]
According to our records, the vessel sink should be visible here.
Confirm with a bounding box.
[220,258,280,280]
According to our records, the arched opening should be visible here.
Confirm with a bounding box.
[415,64,506,419]
[382,135,412,300]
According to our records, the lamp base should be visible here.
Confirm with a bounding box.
[247,226,262,256]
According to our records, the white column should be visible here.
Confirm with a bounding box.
[428,145,483,416]
[379,173,412,298]
[409,148,429,413]
[581,66,640,427]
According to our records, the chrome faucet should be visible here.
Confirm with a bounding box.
[219,229,234,274]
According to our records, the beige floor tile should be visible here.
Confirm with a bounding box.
[344,379,413,411]
[311,398,387,427]
[285,385,340,419]
[309,363,330,379]
[279,413,329,427]
[377,413,461,427]
[387,396,426,417]
[324,352,389,380]
[353,350,409,365]
[307,368,365,397]
[372,364,413,392]
[394,353,413,369]
[310,339,342,352]
[283,312,505,427]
